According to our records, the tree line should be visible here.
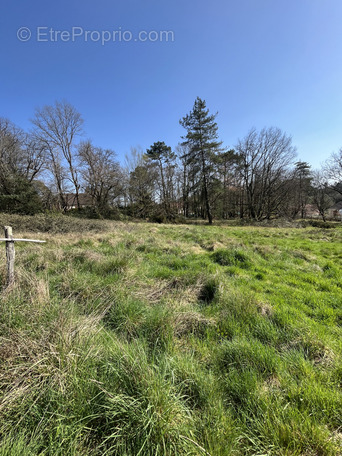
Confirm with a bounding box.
[1,97,341,223]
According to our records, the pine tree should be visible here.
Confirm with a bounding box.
[180,97,222,224]
[294,161,312,218]
[146,141,175,219]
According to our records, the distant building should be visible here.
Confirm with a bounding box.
[63,193,93,210]
[328,201,342,220]
[304,204,320,218]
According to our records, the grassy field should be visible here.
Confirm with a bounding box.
[0,215,342,455]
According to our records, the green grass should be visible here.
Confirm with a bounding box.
[0,215,342,455]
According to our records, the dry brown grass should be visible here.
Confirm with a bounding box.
[173,311,216,338]
[0,306,104,418]
[257,301,274,317]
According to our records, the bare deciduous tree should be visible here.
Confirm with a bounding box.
[79,141,123,211]
[0,118,45,213]
[311,171,333,222]
[325,148,342,196]
[236,127,296,219]
[0,118,46,180]
[31,101,83,210]
[128,164,157,218]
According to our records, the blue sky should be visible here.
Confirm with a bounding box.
[1,0,342,168]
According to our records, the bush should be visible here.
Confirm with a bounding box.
[300,220,337,229]
[0,213,113,233]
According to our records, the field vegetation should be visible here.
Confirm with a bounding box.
[0,215,341,455]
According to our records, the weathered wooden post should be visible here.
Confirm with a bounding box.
[4,226,15,287]
[1,226,46,289]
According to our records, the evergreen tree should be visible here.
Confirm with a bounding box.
[180,97,222,224]
[145,141,176,219]
[293,161,312,218]
[0,172,42,214]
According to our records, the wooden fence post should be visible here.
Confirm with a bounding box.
[1,228,46,289]
[4,226,15,287]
